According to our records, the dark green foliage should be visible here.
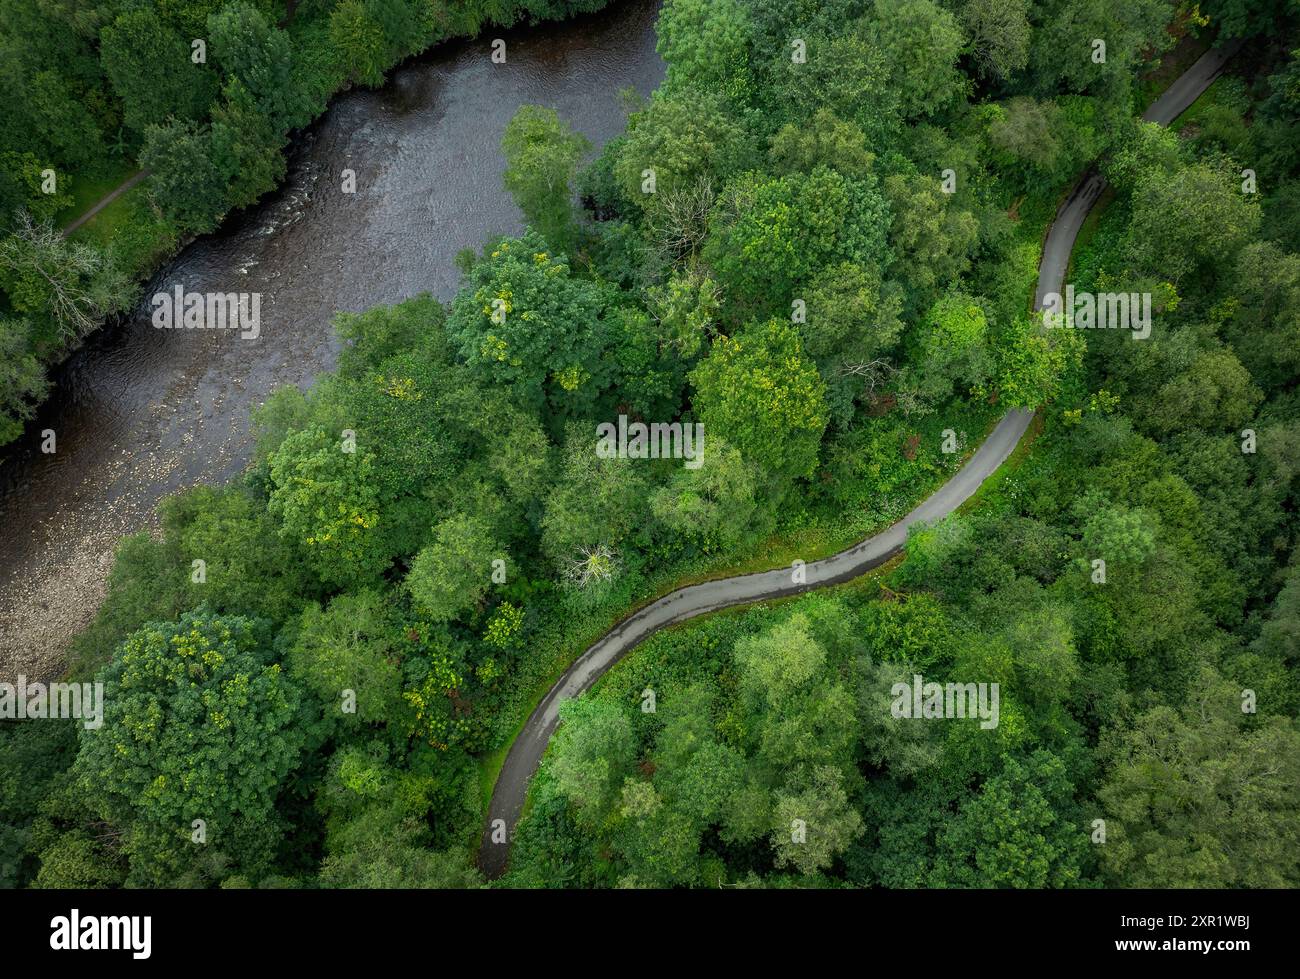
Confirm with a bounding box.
[9,0,1300,893]
[73,610,306,886]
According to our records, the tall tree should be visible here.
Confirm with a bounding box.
[502,105,590,253]
[73,611,305,886]
[690,318,829,480]
[100,8,218,135]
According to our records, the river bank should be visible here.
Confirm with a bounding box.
[0,0,665,682]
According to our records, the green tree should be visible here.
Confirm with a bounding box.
[769,109,875,179]
[1252,557,1300,666]
[1080,501,1158,571]
[141,119,227,234]
[445,232,617,415]
[649,436,758,549]
[209,1,308,131]
[855,657,943,778]
[1226,242,1300,391]
[883,170,979,313]
[210,80,288,211]
[541,424,650,573]
[330,0,388,87]
[690,319,829,480]
[31,833,123,889]
[0,212,132,344]
[100,9,217,135]
[73,611,305,886]
[405,513,501,621]
[655,0,754,103]
[1098,667,1300,887]
[960,0,1032,80]
[861,593,955,673]
[0,315,48,446]
[320,816,482,887]
[333,351,464,556]
[286,592,406,732]
[613,88,757,208]
[24,70,105,171]
[992,314,1083,409]
[866,0,965,118]
[703,166,893,315]
[774,20,900,147]
[1028,0,1169,96]
[502,105,590,253]
[1101,119,1181,190]
[801,261,905,423]
[802,262,904,366]
[0,151,74,225]
[905,292,993,410]
[1004,605,1080,707]
[332,292,451,379]
[988,97,1062,175]
[933,751,1089,888]
[164,484,310,621]
[1148,347,1262,436]
[769,765,864,875]
[1126,163,1261,285]
[645,265,721,359]
[549,698,637,826]
[734,611,859,775]
[734,613,828,708]
[267,426,389,588]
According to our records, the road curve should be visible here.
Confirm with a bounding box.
[478,41,1240,880]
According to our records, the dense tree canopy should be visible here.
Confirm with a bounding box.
[73,611,305,886]
[4,0,1299,895]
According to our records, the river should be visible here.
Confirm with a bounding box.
[0,0,664,680]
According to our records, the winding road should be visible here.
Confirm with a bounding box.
[478,41,1242,880]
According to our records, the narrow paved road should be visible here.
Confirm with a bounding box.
[61,170,148,235]
[478,41,1241,880]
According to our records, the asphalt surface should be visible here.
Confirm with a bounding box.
[477,42,1241,880]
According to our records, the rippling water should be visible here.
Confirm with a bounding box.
[0,0,664,678]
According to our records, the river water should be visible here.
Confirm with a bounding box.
[0,0,664,680]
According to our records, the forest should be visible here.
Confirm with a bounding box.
[0,0,612,444]
[2,0,1299,890]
